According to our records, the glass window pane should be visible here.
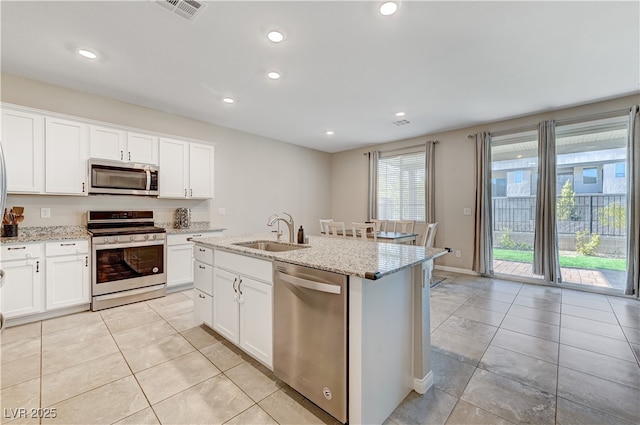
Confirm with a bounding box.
[377,150,425,221]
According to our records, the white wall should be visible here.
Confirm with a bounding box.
[330,94,639,272]
[1,73,332,236]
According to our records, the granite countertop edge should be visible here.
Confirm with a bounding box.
[192,232,448,280]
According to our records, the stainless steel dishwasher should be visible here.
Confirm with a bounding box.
[273,261,348,424]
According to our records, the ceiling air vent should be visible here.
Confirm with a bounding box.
[155,0,207,21]
[392,119,411,126]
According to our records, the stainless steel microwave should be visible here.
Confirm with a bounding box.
[88,159,159,196]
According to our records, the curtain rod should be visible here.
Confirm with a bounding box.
[467,107,631,139]
[362,140,438,156]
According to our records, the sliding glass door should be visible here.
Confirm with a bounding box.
[490,131,542,281]
[555,116,629,292]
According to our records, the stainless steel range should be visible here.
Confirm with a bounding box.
[88,210,166,311]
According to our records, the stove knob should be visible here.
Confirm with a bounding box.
[103,237,109,244]
[115,237,120,242]
[130,235,135,241]
[144,234,150,240]
[152,234,157,240]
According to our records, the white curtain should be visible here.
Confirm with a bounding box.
[626,106,639,297]
[533,120,562,283]
[367,150,379,220]
[472,132,493,275]
[425,141,436,223]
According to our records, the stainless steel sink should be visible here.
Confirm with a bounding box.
[233,240,309,252]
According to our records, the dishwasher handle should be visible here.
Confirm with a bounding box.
[277,272,341,295]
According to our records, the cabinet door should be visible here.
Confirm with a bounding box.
[127,132,158,165]
[189,143,214,199]
[1,109,44,193]
[159,138,188,198]
[167,244,194,288]
[194,289,213,328]
[45,255,90,310]
[0,260,42,318]
[213,267,240,344]
[89,125,125,162]
[239,276,273,368]
[45,117,88,195]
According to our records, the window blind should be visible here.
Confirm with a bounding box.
[377,150,425,221]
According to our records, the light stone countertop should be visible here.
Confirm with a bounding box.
[0,226,90,245]
[192,232,448,280]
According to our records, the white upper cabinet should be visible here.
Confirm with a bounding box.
[45,117,89,195]
[90,126,158,165]
[159,138,189,198]
[159,138,214,199]
[127,132,158,165]
[189,143,215,199]
[1,108,45,193]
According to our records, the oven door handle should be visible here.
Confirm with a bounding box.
[145,169,151,191]
[93,240,165,250]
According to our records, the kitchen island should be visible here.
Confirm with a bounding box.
[191,232,447,425]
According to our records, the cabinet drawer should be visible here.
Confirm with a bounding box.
[1,243,42,261]
[45,240,89,256]
[167,233,196,246]
[194,244,214,265]
[215,250,272,283]
[194,289,213,327]
[194,260,213,295]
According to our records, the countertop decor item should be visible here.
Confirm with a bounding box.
[174,208,191,229]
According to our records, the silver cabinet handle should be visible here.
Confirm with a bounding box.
[82,182,86,193]
[198,265,205,269]
[36,261,40,273]
[238,278,243,295]
[198,248,205,252]
[120,150,123,160]
[60,243,76,246]
[128,152,131,161]
[0,269,5,285]
[184,188,187,197]
[232,277,238,293]
[7,246,26,250]
[199,293,205,299]
[190,188,193,197]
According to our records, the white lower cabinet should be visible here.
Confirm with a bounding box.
[167,232,222,289]
[213,250,273,368]
[0,243,43,318]
[193,244,214,327]
[45,241,90,310]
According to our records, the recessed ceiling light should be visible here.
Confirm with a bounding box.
[267,31,284,43]
[223,97,235,104]
[267,71,281,80]
[395,112,406,117]
[78,49,97,59]
[379,2,398,16]
[326,130,335,135]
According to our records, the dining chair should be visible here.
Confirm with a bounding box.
[394,220,415,234]
[326,221,346,237]
[319,218,333,234]
[420,222,438,247]
[369,219,387,232]
[352,222,376,241]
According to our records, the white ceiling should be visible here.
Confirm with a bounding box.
[1,1,639,153]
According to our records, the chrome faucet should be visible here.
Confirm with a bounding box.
[267,212,295,243]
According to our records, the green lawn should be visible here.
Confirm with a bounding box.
[493,249,627,271]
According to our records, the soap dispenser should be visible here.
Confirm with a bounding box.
[297,225,305,244]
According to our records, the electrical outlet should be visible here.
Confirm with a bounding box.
[455,250,462,258]
[463,208,472,216]
[41,208,51,218]
[217,207,226,216]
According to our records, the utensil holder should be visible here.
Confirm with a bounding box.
[2,224,18,237]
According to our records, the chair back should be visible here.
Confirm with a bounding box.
[319,219,333,234]
[420,222,439,247]
[327,221,346,237]
[352,222,376,241]
[369,219,387,232]
[394,220,415,234]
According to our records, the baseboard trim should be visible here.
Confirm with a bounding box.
[5,304,90,328]
[413,370,434,394]
[434,265,479,276]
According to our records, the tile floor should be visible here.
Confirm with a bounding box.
[1,273,639,425]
